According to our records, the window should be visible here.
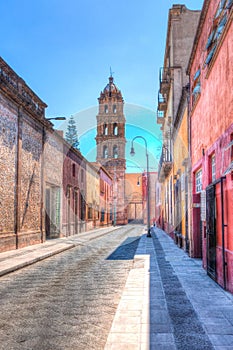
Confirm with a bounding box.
[195,169,202,193]
[113,123,118,135]
[100,179,105,193]
[100,209,105,222]
[104,105,108,113]
[226,0,233,9]
[103,123,108,135]
[72,163,75,177]
[66,185,71,198]
[205,44,217,65]
[215,0,227,19]
[103,146,108,158]
[211,154,216,182]
[192,68,201,103]
[113,145,118,158]
[113,105,117,113]
[81,169,84,183]
[88,206,93,220]
[80,193,86,221]
[205,0,229,66]
[55,188,61,228]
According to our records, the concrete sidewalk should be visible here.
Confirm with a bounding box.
[0,226,119,277]
[152,227,233,350]
[105,227,233,350]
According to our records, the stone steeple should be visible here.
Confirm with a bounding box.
[96,75,127,225]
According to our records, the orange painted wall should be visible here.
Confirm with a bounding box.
[174,108,189,239]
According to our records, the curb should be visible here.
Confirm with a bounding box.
[0,243,76,277]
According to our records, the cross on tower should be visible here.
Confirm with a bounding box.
[110,67,114,78]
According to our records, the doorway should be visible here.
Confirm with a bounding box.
[206,184,216,280]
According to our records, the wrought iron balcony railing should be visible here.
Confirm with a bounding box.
[158,146,173,182]
[158,92,167,112]
[157,109,164,125]
[159,67,171,95]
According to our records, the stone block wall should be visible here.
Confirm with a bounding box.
[0,57,46,252]
[0,94,18,236]
[20,115,42,233]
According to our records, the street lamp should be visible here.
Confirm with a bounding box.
[46,117,66,121]
[130,136,151,237]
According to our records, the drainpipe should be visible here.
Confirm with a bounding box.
[186,82,192,254]
[220,176,227,290]
[40,125,45,243]
[15,106,23,249]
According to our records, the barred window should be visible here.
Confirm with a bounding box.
[211,154,216,182]
[195,169,202,193]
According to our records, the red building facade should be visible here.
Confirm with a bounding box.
[98,165,113,226]
[62,144,87,236]
[188,0,233,292]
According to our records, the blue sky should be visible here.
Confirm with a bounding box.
[1,0,204,171]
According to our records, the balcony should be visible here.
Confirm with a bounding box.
[157,110,164,125]
[159,67,171,95]
[158,92,167,111]
[158,146,173,182]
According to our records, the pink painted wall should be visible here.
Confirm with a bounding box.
[190,1,233,292]
[191,22,233,166]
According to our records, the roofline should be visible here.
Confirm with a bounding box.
[90,162,113,180]
[163,5,202,69]
[0,56,47,107]
[187,0,210,74]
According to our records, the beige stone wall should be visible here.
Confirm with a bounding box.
[43,130,64,238]
[44,131,63,187]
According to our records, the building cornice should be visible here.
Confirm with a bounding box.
[187,0,210,74]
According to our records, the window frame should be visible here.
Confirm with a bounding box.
[195,169,202,193]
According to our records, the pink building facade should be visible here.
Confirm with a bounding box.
[188,0,233,292]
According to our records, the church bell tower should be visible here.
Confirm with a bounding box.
[96,74,126,225]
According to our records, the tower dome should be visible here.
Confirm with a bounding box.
[99,76,123,101]
[103,76,119,94]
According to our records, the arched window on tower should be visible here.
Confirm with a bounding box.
[113,105,117,113]
[113,145,118,158]
[104,105,108,113]
[103,146,108,158]
[103,123,108,135]
[113,123,118,136]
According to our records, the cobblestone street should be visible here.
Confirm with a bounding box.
[1,225,233,349]
[0,226,142,350]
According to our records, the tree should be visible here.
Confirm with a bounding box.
[65,116,80,150]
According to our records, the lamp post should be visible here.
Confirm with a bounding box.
[130,136,151,237]
[137,175,141,186]
[46,117,66,121]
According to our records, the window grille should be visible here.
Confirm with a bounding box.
[196,169,202,193]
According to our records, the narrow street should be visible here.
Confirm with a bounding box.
[0,225,233,349]
[0,226,143,350]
